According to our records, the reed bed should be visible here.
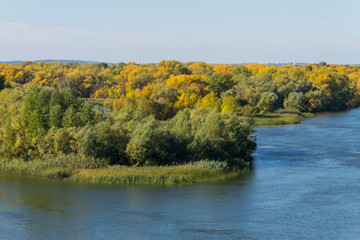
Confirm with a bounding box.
[0,158,248,185]
[254,111,314,126]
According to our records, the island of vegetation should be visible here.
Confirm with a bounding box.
[0,61,359,185]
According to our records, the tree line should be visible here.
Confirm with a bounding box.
[0,60,359,166]
[0,84,255,167]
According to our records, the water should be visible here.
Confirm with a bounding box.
[1,108,360,239]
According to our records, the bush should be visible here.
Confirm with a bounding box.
[126,118,182,166]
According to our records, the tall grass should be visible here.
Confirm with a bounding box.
[70,161,249,185]
[0,154,108,179]
[0,158,249,185]
[254,110,314,126]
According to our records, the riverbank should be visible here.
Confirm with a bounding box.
[0,110,315,186]
[0,159,249,185]
[254,110,315,126]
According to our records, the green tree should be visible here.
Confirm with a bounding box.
[78,102,95,126]
[49,104,64,128]
[319,61,327,67]
[189,111,227,160]
[257,92,279,113]
[78,127,100,158]
[126,118,180,166]
[95,122,129,164]
[284,92,304,110]
[158,60,190,75]
[54,129,71,154]
[25,111,41,145]
[223,113,256,163]
[206,73,234,95]
[62,106,78,128]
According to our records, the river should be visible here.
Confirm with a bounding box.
[1,108,360,239]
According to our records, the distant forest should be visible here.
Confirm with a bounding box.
[0,61,359,167]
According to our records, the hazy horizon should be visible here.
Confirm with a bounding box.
[0,59,333,65]
[1,0,360,64]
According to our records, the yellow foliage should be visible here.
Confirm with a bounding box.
[213,64,234,74]
[139,84,157,97]
[66,69,82,79]
[84,76,94,89]
[1,61,360,118]
[352,75,360,89]
[113,95,126,110]
[121,65,156,91]
[199,92,218,109]
[348,72,360,82]
[15,71,24,81]
[154,67,173,79]
[94,89,107,98]
[108,88,119,98]
[174,92,200,110]
[187,62,213,75]
[186,84,202,94]
[313,73,331,88]
[221,96,239,113]
[245,63,267,75]
[336,65,347,73]
[257,66,277,76]
[165,74,204,87]
[126,90,137,99]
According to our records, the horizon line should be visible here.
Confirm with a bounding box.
[0,59,358,66]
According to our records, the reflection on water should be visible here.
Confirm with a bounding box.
[2,108,360,239]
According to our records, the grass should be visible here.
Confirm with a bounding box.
[0,158,249,186]
[254,110,314,126]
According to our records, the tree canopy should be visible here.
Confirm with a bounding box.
[1,61,359,166]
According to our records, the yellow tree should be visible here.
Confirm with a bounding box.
[199,92,218,109]
[165,74,204,88]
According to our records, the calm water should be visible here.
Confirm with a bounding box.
[1,108,360,240]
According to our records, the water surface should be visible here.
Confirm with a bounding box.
[1,108,360,239]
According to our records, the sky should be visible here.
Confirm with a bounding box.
[1,0,360,64]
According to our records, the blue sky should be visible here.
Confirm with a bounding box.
[1,0,360,63]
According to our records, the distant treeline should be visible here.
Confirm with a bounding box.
[1,60,359,114]
[0,60,359,166]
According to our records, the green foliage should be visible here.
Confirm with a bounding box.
[319,61,327,67]
[284,92,304,110]
[169,108,193,144]
[158,60,191,75]
[190,111,227,160]
[79,102,95,126]
[62,106,78,128]
[232,66,252,77]
[95,122,129,164]
[257,92,280,113]
[49,104,64,128]
[74,123,129,165]
[207,73,234,95]
[0,85,97,159]
[98,62,108,69]
[1,61,357,119]
[54,129,71,154]
[126,118,181,166]
[0,75,5,90]
[187,111,255,163]
[1,60,357,174]
[167,108,256,164]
